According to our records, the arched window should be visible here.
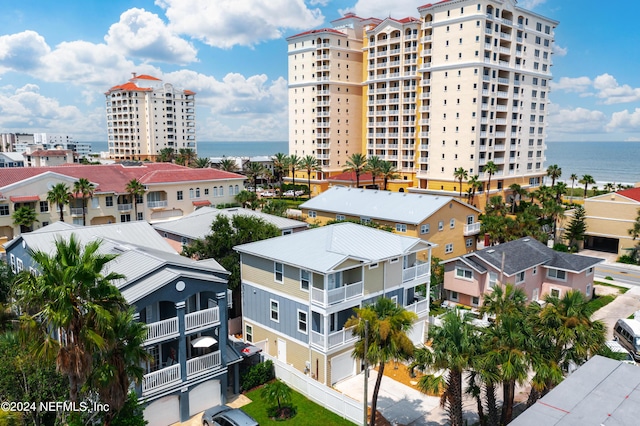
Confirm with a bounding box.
[234,185,239,194]
[229,185,233,195]
[195,187,200,198]
[213,186,218,197]
[189,188,194,199]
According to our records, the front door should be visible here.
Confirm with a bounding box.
[277,338,287,363]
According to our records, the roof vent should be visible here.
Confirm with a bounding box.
[487,249,495,253]
[524,238,530,242]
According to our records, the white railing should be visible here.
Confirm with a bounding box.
[147,200,168,208]
[187,350,222,378]
[70,207,85,216]
[117,203,132,211]
[185,307,220,333]
[145,317,179,345]
[328,326,357,349]
[402,262,430,283]
[311,281,363,307]
[142,364,180,395]
[464,222,481,236]
[406,298,429,316]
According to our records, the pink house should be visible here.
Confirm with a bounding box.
[442,237,604,307]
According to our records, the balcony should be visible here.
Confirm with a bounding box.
[402,262,430,283]
[310,326,357,351]
[185,307,220,334]
[186,350,222,379]
[117,203,132,212]
[145,317,179,345]
[144,306,220,346]
[405,298,429,317]
[464,222,481,236]
[311,281,363,307]
[143,364,180,395]
[70,207,85,217]
[147,200,168,209]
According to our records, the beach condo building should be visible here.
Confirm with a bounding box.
[105,73,196,161]
[287,0,557,202]
[235,222,433,385]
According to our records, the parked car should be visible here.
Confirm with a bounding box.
[202,406,258,426]
[605,340,637,365]
[294,190,305,196]
[283,190,295,197]
[261,191,275,197]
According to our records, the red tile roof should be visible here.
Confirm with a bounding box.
[184,90,196,95]
[0,163,244,194]
[10,195,40,202]
[192,200,211,206]
[327,172,374,182]
[617,188,640,202]
[418,0,451,11]
[28,149,72,157]
[287,28,345,39]
[106,82,152,93]
[133,74,161,81]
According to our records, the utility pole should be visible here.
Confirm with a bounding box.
[363,319,369,426]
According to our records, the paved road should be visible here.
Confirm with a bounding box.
[596,263,640,286]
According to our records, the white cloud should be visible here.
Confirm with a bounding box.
[553,44,567,57]
[607,109,640,132]
[548,106,608,134]
[340,0,421,19]
[105,8,198,64]
[0,31,50,73]
[309,0,330,5]
[593,73,640,105]
[550,76,592,93]
[156,0,324,49]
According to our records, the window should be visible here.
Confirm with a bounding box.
[420,224,430,234]
[0,205,8,216]
[390,258,399,264]
[91,198,99,209]
[360,217,371,225]
[195,187,201,198]
[177,190,183,201]
[547,268,567,281]
[438,221,444,231]
[16,258,23,272]
[336,214,345,221]
[120,214,131,222]
[533,266,538,275]
[204,188,209,195]
[587,267,594,276]
[488,272,498,289]
[137,212,143,221]
[274,262,284,283]
[550,288,560,298]
[39,201,49,213]
[450,291,459,301]
[308,210,317,218]
[466,238,473,248]
[270,300,279,322]
[297,310,308,334]
[445,243,453,254]
[456,267,473,279]
[450,218,455,229]
[245,324,253,342]
[515,271,525,283]
[396,223,407,233]
[9,254,16,273]
[105,196,113,207]
[472,296,479,306]
[300,269,310,291]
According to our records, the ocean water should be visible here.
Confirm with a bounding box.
[88,140,639,185]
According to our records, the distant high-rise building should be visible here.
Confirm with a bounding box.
[287,0,557,200]
[105,73,196,161]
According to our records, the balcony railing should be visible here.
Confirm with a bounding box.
[311,281,363,307]
[187,350,221,379]
[142,364,180,395]
[185,307,220,334]
[310,326,357,351]
[402,262,430,283]
[405,298,430,316]
[145,317,179,345]
[117,203,132,211]
[147,200,168,209]
[70,207,85,216]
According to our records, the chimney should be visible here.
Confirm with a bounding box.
[132,72,137,79]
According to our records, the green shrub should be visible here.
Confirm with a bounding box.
[241,360,275,391]
[553,243,569,252]
[605,276,614,280]
[266,403,297,420]
[617,255,638,265]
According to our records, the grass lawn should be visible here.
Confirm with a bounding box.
[586,294,616,312]
[241,385,356,426]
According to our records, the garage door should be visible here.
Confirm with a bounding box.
[408,320,426,345]
[189,380,222,417]
[144,395,180,426]
[331,351,355,385]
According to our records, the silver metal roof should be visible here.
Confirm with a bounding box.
[235,222,433,273]
[153,206,308,239]
[299,186,481,224]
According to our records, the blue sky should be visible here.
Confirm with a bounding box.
[0,0,638,143]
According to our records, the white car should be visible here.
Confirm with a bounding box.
[283,190,295,197]
[294,190,305,196]
[261,191,275,197]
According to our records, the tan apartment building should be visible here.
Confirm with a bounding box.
[105,73,196,161]
[287,0,557,201]
[0,163,244,241]
[299,186,482,260]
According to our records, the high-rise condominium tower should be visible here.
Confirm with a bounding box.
[105,73,196,161]
[287,0,557,198]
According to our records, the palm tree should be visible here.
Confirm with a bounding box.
[244,162,265,193]
[158,147,175,163]
[569,173,578,203]
[260,380,293,417]
[346,298,416,426]
[509,183,526,213]
[380,160,400,191]
[453,167,468,199]
[47,183,71,222]
[411,310,478,426]
[125,178,146,221]
[343,153,368,188]
[483,161,498,206]
[73,178,95,226]
[300,155,320,199]
[194,157,211,168]
[176,148,196,167]
[546,164,562,187]
[467,174,481,206]
[272,152,289,192]
[235,190,257,209]
[553,181,568,203]
[579,174,595,198]
[218,158,239,173]
[288,154,302,191]
[87,308,148,426]
[365,156,384,189]
[12,205,39,233]
[15,235,127,403]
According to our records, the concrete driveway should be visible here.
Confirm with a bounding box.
[592,284,640,339]
[335,370,478,426]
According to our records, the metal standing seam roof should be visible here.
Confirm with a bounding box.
[234,222,433,273]
[153,206,308,240]
[299,186,480,224]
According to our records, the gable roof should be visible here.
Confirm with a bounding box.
[616,187,640,202]
[153,206,308,239]
[300,186,480,224]
[234,222,433,273]
[445,237,604,275]
[326,171,374,183]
